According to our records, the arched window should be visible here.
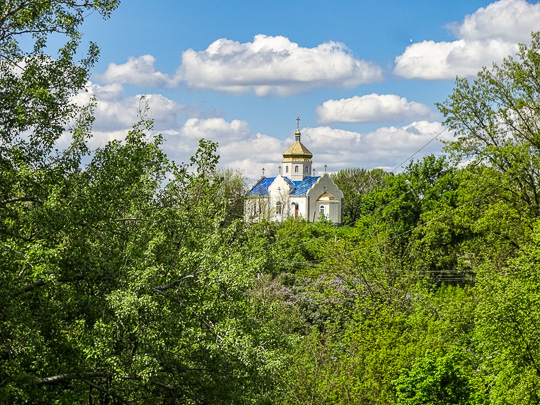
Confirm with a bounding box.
[286,166,289,173]
[276,201,282,215]
[319,205,326,215]
[295,165,299,173]
[305,165,308,173]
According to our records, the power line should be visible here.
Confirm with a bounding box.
[278,167,526,268]
[391,126,448,173]
[262,126,522,260]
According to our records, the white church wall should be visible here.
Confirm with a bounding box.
[328,201,341,223]
[290,196,308,220]
[268,175,292,222]
[306,174,344,223]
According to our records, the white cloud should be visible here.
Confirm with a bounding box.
[73,82,196,132]
[394,0,540,80]
[300,121,450,172]
[163,118,450,181]
[176,35,383,96]
[316,94,438,124]
[169,118,283,174]
[179,117,250,142]
[66,86,450,182]
[94,36,382,96]
[450,0,540,42]
[97,55,174,87]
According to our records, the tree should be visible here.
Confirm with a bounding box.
[0,1,119,167]
[437,32,540,217]
[1,129,285,403]
[351,155,461,285]
[331,168,389,225]
[393,351,472,405]
[0,3,287,402]
[214,167,248,223]
[434,31,540,403]
[472,221,540,404]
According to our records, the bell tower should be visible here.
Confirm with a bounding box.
[282,117,313,181]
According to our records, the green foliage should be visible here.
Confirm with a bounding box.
[0,125,286,402]
[471,220,540,404]
[0,0,120,166]
[214,167,249,222]
[331,168,389,224]
[438,32,540,216]
[393,350,472,405]
[2,4,540,403]
[283,304,428,404]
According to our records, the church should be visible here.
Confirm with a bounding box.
[246,119,343,224]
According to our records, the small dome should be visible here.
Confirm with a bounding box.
[317,192,338,201]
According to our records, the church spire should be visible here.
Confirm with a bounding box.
[295,117,301,141]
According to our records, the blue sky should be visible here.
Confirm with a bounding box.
[71,0,540,180]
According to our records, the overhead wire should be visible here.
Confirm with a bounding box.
[261,126,453,257]
[263,125,521,262]
[279,166,526,268]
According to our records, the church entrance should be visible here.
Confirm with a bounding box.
[292,202,299,219]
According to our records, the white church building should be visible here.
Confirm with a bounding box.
[246,120,343,224]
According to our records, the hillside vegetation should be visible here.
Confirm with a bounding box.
[1,2,540,403]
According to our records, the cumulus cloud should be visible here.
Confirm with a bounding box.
[179,117,250,142]
[175,35,383,96]
[300,121,450,172]
[73,81,197,133]
[167,118,283,174]
[316,94,438,124]
[94,36,382,95]
[394,0,540,80]
[450,0,540,42]
[66,86,450,182]
[97,55,174,87]
[163,118,450,181]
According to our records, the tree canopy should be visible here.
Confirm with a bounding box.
[2,3,540,403]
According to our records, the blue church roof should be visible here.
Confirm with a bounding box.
[247,177,276,196]
[290,176,320,195]
[247,176,320,197]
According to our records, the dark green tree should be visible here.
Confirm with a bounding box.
[331,168,389,224]
[394,351,472,405]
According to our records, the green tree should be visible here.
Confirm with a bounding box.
[1,129,286,403]
[0,0,119,166]
[472,220,540,404]
[350,155,461,286]
[437,32,540,217]
[214,167,248,223]
[433,31,540,403]
[0,3,287,401]
[331,168,389,225]
[393,351,472,405]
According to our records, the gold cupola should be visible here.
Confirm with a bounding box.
[282,118,313,181]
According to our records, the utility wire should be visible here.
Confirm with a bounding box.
[279,167,526,268]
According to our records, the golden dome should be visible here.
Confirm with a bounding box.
[282,129,313,161]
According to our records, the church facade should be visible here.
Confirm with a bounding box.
[246,121,343,224]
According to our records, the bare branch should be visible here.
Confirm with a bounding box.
[36,372,108,385]
[152,275,195,292]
